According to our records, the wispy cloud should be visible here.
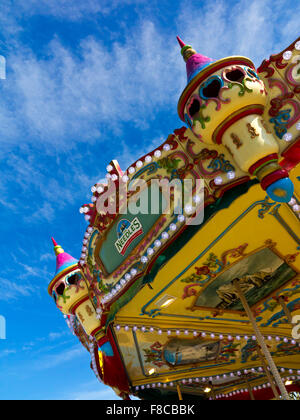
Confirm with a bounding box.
[0,278,32,301]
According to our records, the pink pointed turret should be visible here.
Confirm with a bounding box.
[51,237,78,276]
[177,35,214,83]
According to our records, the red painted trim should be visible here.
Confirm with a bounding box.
[261,169,289,190]
[248,153,278,175]
[214,107,264,145]
[280,137,300,170]
[90,326,103,337]
[70,295,90,315]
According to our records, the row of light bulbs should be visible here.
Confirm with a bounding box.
[134,371,300,394]
[288,197,300,217]
[115,324,299,345]
[88,341,102,383]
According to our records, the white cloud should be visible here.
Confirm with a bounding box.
[0,278,32,301]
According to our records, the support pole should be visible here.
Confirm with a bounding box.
[256,345,280,400]
[233,279,290,400]
[243,375,255,400]
[209,381,216,400]
[176,383,183,400]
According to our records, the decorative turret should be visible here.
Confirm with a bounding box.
[177,37,294,203]
[48,238,102,339]
[48,238,130,397]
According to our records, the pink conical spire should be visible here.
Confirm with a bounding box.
[176,36,186,49]
[177,36,215,83]
[51,237,78,275]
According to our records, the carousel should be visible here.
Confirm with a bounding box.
[47,36,300,400]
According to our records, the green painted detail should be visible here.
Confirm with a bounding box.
[253,159,278,176]
[228,77,253,96]
[193,103,210,129]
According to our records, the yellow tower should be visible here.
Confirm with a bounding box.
[48,238,103,339]
[177,37,294,203]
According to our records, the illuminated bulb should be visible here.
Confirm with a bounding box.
[154,150,161,158]
[283,133,293,142]
[111,174,118,181]
[170,223,177,231]
[154,239,161,247]
[141,256,148,264]
[91,186,96,193]
[97,185,104,193]
[106,164,113,172]
[162,231,169,240]
[130,268,137,276]
[125,273,131,281]
[136,160,143,168]
[105,173,111,180]
[128,167,135,174]
[177,214,185,222]
[145,155,152,163]
[204,387,211,393]
[292,204,300,212]
[184,204,193,214]
[163,144,170,151]
[226,171,235,180]
[122,175,129,183]
[147,248,154,255]
[214,176,223,185]
[289,198,296,206]
[283,50,292,60]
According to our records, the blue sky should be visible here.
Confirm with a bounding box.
[0,0,298,400]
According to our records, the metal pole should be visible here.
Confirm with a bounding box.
[233,279,290,400]
[243,375,255,400]
[256,345,280,400]
[176,383,183,400]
